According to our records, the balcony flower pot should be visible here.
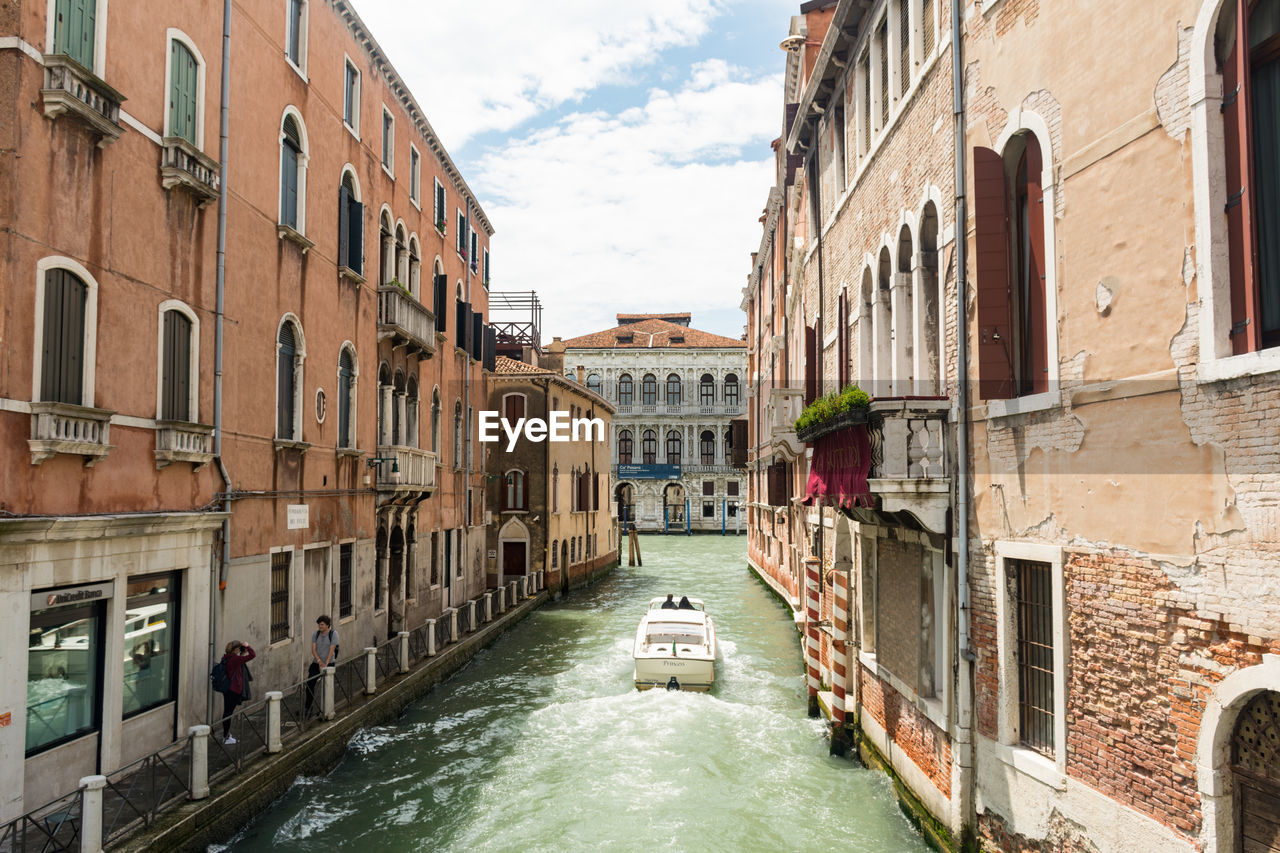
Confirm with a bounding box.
[796,407,869,443]
[794,385,872,443]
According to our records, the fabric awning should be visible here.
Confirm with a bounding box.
[802,423,873,509]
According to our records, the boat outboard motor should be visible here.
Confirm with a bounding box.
[666,676,680,691]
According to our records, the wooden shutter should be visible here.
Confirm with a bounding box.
[56,0,95,69]
[973,146,1015,400]
[504,393,524,422]
[1224,15,1262,355]
[347,198,363,276]
[337,184,351,270]
[455,301,468,348]
[471,311,483,360]
[484,324,496,371]
[1022,136,1049,394]
[593,473,599,511]
[41,269,86,405]
[277,322,296,438]
[730,419,747,467]
[338,349,353,448]
[838,292,849,388]
[280,143,298,227]
[804,325,817,405]
[169,41,197,145]
[162,310,191,421]
[434,273,448,330]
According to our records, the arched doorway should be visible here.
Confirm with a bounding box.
[615,482,635,530]
[498,517,529,583]
[1233,689,1280,852]
[663,483,685,531]
[388,526,404,640]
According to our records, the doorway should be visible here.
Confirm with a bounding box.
[1233,690,1280,853]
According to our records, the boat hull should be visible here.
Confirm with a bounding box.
[633,656,715,692]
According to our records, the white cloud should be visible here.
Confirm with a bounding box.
[472,65,782,339]
[351,0,727,147]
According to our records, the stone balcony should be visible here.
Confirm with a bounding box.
[29,401,115,466]
[377,286,436,357]
[866,397,950,533]
[160,137,219,206]
[373,445,437,504]
[768,386,805,459]
[154,420,214,469]
[41,54,124,145]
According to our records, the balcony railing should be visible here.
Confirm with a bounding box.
[29,401,115,466]
[155,420,214,469]
[768,387,805,457]
[682,464,738,475]
[41,54,124,145]
[866,397,950,533]
[377,286,436,356]
[160,137,219,205]
[374,445,437,500]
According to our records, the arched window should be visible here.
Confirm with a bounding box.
[570,537,576,564]
[338,170,363,276]
[377,362,391,446]
[918,202,941,394]
[276,318,303,440]
[408,236,421,299]
[700,373,715,405]
[617,429,633,464]
[37,263,95,406]
[159,306,194,421]
[560,540,568,569]
[406,376,419,448]
[167,37,200,145]
[665,429,681,465]
[395,223,408,285]
[552,463,559,512]
[617,373,633,405]
[700,430,715,465]
[337,346,356,448]
[392,369,405,445]
[453,400,462,469]
[504,470,526,510]
[279,113,306,230]
[379,210,394,286]
[724,373,739,406]
[642,429,657,464]
[641,373,657,405]
[430,387,440,454]
[665,373,681,405]
[586,373,601,395]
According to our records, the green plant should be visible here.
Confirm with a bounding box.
[387,277,410,295]
[793,385,871,433]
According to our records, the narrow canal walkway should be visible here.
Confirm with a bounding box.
[221,536,928,851]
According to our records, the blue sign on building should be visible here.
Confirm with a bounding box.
[616,464,681,480]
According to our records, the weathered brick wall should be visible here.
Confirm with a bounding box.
[978,807,1097,853]
[877,537,923,691]
[860,664,953,797]
[970,550,1001,740]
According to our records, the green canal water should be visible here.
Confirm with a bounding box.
[221,535,929,852]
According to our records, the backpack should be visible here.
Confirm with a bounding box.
[313,629,339,661]
[210,660,230,694]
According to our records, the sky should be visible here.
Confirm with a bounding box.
[352,0,797,342]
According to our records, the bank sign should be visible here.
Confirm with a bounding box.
[617,464,681,480]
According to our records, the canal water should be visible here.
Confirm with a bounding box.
[222,535,928,852]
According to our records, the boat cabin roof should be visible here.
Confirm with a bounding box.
[647,596,705,612]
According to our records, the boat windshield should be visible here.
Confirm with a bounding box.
[645,622,707,646]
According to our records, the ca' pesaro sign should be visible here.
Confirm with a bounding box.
[617,464,681,480]
[802,423,873,509]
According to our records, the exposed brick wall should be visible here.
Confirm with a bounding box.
[860,664,952,798]
[978,807,1098,853]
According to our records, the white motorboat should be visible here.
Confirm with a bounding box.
[633,596,717,692]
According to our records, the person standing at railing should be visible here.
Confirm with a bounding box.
[305,615,339,717]
[218,640,255,744]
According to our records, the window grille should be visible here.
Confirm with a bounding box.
[1012,558,1054,756]
[921,0,935,57]
[861,53,871,151]
[339,543,353,618]
[270,552,290,643]
[878,21,889,127]
[899,0,911,97]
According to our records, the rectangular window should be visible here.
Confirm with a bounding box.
[727,480,739,497]
[410,145,420,204]
[28,590,105,755]
[877,19,889,128]
[381,107,394,173]
[470,230,479,272]
[53,0,97,70]
[285,0,304,68]
[122,573,180,718]
[338,543,353,618]
[861,536,876,655]
[168,40,198,145]
[504,394,526,422]
[443,530,452,589]
[1013,558,1055,756]
[270,552,290,643]
[921,0,935,57]
[483,247,490,286]
[833,103,846,193]
[161,309,192,422]
[456,209,466,256]
[702,501,714,518]
[702,480,714,496]
[456,528,463,577]
[899,0,911,97]
[727,501,738,517]
[343,60,359,132]
[860,52,871,153]
[434,179,446,232]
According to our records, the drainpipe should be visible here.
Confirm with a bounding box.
[210,0,233,724]
[951,0,976,837]
[808,138,826,576]
[464,201,473,604]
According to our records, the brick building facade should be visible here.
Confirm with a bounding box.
[745,1,1280,851]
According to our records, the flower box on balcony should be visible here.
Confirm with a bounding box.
[796,407,869,443]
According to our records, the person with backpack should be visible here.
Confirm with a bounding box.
[213,640,255,744]
[304,615,339,717]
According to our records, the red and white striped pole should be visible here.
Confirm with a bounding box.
[803,555,821,716]
[831,564,849,726]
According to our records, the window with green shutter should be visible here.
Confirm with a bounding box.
[168,41,198,145]
[54,0,96,70]
[280,116,302,228]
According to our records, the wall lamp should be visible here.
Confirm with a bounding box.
[366,455,399,474]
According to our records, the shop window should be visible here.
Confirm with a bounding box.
[27,590,105,755]
[122,573,180,718]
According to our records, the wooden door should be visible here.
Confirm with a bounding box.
[1234,691,1280,853]
[502,541,526,580]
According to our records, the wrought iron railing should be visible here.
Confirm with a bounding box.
[102,738,192,844]
[0,787,83,853]
[332,656,366,712]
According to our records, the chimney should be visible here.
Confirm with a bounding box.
[542,337,566,373]
[576,366,585,384]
